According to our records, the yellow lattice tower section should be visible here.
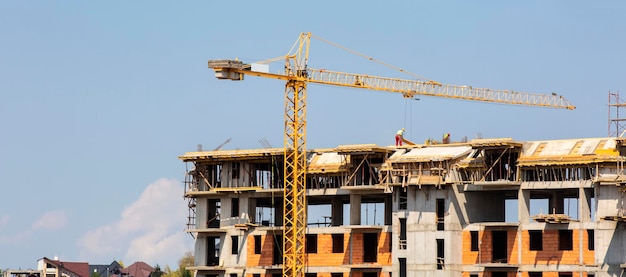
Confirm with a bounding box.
[283,79,307,277]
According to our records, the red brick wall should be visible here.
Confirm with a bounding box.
[246,232,392,267]
[462,229,594,266]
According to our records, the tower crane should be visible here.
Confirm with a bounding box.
[207,32,575,277]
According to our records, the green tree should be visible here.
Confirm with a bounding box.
[91,272,102,277]
[178,251,194,277]
[152,264,164,277]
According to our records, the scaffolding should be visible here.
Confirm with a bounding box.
[608,90,626,137]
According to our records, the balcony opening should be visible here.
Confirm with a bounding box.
[492,230,507,263]
[363,233,378,262]
[207,199,221,228]
[206,236,220,266]
[308,203,332,227]
[362,197,386,225]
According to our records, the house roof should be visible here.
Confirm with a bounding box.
[121,262,154,277]
[41,257,89,277]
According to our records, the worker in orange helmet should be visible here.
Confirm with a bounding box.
[395,128,405,146]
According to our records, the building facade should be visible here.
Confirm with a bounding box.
[180,138,626,277]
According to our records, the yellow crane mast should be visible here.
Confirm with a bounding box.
[207,32,575,277]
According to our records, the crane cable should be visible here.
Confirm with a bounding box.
[311,34,434,82]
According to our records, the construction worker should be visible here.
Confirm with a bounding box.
[395,128,405,146]
[443,133,450,144]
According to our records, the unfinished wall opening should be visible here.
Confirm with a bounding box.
[529,230,543,250]
[332,233,344,253]
[558,273,572,277]
[273,234,282,265]
[521,166,595,182]
[206,236,220,266]
[362,197,386,225]
[398,258,406,277]
[436,239,444,270]
[436,198,445,230]
[305,273,316,277]
[308,203,332,227]
[254,235,262,254]
[194,164,222,189]
[529,189,580,219]
[505,198,518,222]
[255,197,280,226]
[230,273,237,277]
[491,230,507,263]
[231,162,240,179]
[399,188,408,210]
[331,273,343,277]
[399,218,407,250]
[254,161,282,189]
[363,272,378,277]
[588,229,595,250]
[470,231,478,251]
[482,148,520,181]
[231,198,239,217]
[363,233,378,262]
[207,199,221,228]
[559,229,573,250]
[528,272,542,277]
[305,234,318,253]
[231,235,239,254]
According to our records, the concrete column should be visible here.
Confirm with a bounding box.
[579,187,592,222]
[331,198,343,226]
[385,195,392,225]
[350,194,362,225]
[549,191,565,214]
[244,197,256,224]
[518,189,531,223]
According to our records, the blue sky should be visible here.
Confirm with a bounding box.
[1,0,625,269]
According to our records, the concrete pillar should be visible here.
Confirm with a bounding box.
[244,197,256,224]
[579,187,592,222]
[350,194,362,225]
[331,198,343,226]
[518,189,531,223]
[549,191,565,214]
[385,195,392,225]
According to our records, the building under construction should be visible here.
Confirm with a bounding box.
[180,136,626,277]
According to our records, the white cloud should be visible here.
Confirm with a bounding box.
[32,210,68,231]
[78,178,192,267]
